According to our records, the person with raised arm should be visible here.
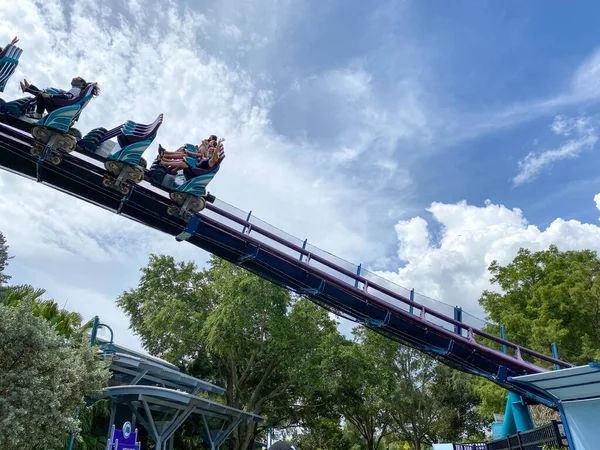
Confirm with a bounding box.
[19,76,100,119]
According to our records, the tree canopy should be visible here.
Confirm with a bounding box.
[474,245,600,421]
[117,255,342,449]
[117,254,487,450]
[0,231,110,449]
[0,304,109,449]
[479,245,600,365]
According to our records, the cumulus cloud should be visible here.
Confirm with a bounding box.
[375,194,600,321]
[0,0,401,350]
[513,115,598,186]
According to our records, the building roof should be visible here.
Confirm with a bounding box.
[510,363,600,402]
[97,385,264,424]
[96,336,225,396]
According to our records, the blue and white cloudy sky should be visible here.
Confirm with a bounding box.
[2,0,600,351]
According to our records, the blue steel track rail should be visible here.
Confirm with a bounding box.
[0,123,571,408]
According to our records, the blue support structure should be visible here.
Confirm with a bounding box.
[454,306,463,336]
[89,315,100,347]
[551,343,560,370]
[500,391,534,438]
[241,210,252,234]
[237,246,259,264]
[299,239,307,262]
[176,215,201,242]
[355,264,361,288]
[360,311,390,328]
[409,288,414,315]
[116,185,134,215]
[501,326,507,354]
[299,279,325,296]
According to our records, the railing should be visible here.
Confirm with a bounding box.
[486,421,567,450]
[454,443,488,450]
[0,124,573,373]
[204,197,572,371]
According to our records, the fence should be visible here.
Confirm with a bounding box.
[485,421,567,450]
[454,444,488,450]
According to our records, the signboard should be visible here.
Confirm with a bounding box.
[106,422,141,450]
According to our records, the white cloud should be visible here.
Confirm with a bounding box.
[2,0,600,356]
[375,195,600,322]
[0,0,398,351]
[513,115,598,186]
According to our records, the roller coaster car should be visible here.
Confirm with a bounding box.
[0,83,97,165]
[146,146,219,220]
[77,114,163,195]
[30,83,98,165]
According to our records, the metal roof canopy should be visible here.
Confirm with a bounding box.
[109,351,226,396]
[97,385,264,450]
[509,363,600,450]
[97,336,180,370]
[95,336,225,396]
[509,362,600,403]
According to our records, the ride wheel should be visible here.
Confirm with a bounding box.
[30,145,43,158]
[139,157,148,169]
[131,166,145,183]
[49,154,62,166]
[167,205,179,216]
[105,160,120,176]
[102,175,114,188]
[56,135,76,153]
[68,127,83,140]
[189,196,206,213]
[119,182,132,195]
[170,191,185,205]
[32,127,51,145]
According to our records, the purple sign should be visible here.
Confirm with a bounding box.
[106,423,141,450]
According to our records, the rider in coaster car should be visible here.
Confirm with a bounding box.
[18,76,100,119]
[0,36,19,59]
[157,135,225,175]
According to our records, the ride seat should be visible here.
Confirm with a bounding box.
[0,44,23,93]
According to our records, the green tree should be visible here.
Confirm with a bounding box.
[293,417,352,450]
[118,255,342,450]
[354,329,484,450]
[479,245,600,365]
[1,284,85,338]
[0,304,110,450]
[0,231,12,285]
[322,328,393,450]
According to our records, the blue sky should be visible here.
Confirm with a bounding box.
[1,0,600,350]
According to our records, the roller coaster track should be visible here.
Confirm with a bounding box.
[0,122,571,408]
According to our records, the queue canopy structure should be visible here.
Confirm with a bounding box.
[95,338,264,450]
[510,363,600,450]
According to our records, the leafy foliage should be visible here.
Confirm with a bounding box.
[479,245,600,365]
[118,255,341,450]
[0,304,110,449]
[0,231,12,286]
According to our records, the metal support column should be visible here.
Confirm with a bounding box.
[551,343,560,370]
[453,306,463,336]
[500,391,534,438]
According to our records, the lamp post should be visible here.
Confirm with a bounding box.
[90,316,117,361]
[66,316,117,450]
